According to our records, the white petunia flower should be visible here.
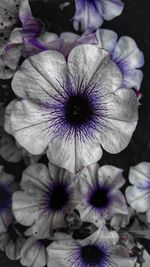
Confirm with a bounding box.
[75,164,128,225]
[10,45,138,173]
[47,225,136,267]
[0,166,17,234]
[12,162,80,239]
[73,0,124,31]
[126,162,150,223]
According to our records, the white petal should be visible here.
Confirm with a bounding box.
[68,45,122,93]
[47,136,75,173]
[110,190,128,216]
[102,0,124,20]
[48,161,72,181]
[98,165,124,189]
[73,1,103,31]
[129,162,150,186]
[126,186,150,212]
[12,50,67,102]
[20,236,47,267]
[3,44,22,70]
[32,213,65,239]
[12,191,42,226]
[47,137,102,173]
[11,99,51,154]
[60,32,80,43]
[110,212,130,230]
[19,0,32,25]
[94,88,138,153]
[96,29,118,53]
[38,31,58,43]
[47,238,77,267]
[113,36,144,70]
[21,163,50,194]
[123,69,143,89]
[4,99,18,134]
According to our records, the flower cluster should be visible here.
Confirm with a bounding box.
[0,0,148,267]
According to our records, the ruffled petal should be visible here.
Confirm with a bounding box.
[110,212,131,230]
[110,190,128,216]
[20,236,47,267]
[68,45,122,93]
[123,69,143,89]
[113,36,144,70]
[126,186,150,212]
[129,162,150,186]
[98,165,124,189]
[32,213,65,239]
[20,163,50,194]
[96,28,118,53]
[73,0,103,31]
[102,0,124,20]
[93,88,138,153]
[5,99,18,134]
[12,191,42,226]
[47,137,102,173]
[12,50,67,101]
[10,99,51,154]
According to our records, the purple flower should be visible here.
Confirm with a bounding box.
[73,0,124,31]
[10,45,138,173]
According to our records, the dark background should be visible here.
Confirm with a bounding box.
[0,0,150,265]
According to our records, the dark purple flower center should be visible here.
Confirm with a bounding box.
[0,184,11,210]
[49,183,69,211]
[65,95,94,126]
[89,187,109,209]
[81,244,104,265]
